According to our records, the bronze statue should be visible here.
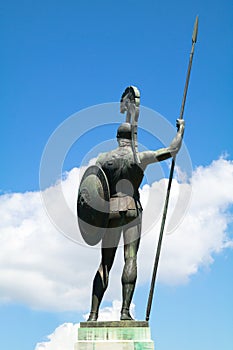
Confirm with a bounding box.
[77,14,199,324]
[77,86,185,321]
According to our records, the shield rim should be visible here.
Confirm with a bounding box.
[77,165,110,246]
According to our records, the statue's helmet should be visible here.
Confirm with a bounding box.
[116,122,132,139]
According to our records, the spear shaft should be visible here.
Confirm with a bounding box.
[145,16,199,322]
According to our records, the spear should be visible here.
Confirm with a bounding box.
[145,16,199,322]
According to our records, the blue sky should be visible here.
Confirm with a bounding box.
[1,1,233,349]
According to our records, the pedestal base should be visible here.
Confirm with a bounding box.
[75,321,154,350]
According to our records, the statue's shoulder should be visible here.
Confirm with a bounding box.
[96,151,111,165]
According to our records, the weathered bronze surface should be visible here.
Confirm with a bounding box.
[77,165,110,246]
[77,86,185,322]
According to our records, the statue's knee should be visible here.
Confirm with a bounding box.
[122,257,137,284]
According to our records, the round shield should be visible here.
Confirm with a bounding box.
[77,165,110,246]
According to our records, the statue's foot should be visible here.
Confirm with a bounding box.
[87,312,98,322]
[120,308,134,321]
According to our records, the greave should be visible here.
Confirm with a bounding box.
[88,270,107,321]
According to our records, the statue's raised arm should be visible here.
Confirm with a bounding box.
[139,118,185,168]
[120,86,141,165]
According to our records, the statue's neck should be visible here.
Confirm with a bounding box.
[118,139,131,147]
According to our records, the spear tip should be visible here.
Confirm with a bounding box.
[192,15,199,43]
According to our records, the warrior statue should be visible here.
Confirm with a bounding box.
[77,86,185,321]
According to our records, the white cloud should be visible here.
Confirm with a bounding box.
[35,322,78,350]
[138,157,233,285]
[0,157,233,311]
[0,167,98,311]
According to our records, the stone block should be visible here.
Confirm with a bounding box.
[74,321,154,350]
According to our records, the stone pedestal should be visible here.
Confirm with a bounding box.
[74,321,154,349]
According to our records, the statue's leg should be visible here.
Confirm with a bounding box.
[87,224,121,321]
[121,215,141,320]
